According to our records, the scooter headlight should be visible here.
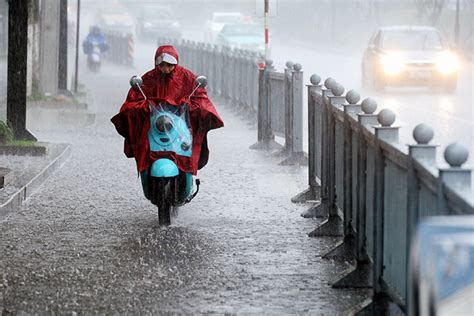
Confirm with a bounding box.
[156,115,173,133]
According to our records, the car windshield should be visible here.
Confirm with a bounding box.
[382,30,444,51]
[214,15,242,23]
[144,8,175,19]
[221,24,262,37]
[101,7,128,16]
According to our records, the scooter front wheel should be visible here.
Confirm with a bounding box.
[151,178,172,226]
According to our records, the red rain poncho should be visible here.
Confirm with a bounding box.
[111,45,224,175]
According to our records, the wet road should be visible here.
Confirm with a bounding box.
[0,41,370,313]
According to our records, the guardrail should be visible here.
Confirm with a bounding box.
[162,37,307,164]
[102,30,133,65]
[295,76,473,313]
[156,37,473,314]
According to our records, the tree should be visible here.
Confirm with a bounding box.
[415,0,446,25]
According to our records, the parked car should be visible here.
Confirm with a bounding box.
[361,26,460,92]
[135,5,182,40]
[94,5,134,33]
[204,12,243,43]
[409,216,474,315]
[215,23,266,55]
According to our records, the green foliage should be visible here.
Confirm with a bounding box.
[0,120,14,145]
[27,90,47,102]
[7,140,37,147]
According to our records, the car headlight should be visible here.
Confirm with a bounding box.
[380,53,405,75]
[436,51,459,74]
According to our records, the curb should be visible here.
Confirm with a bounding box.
[0,143,72,220]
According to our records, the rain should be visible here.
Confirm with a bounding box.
[0,0,473,314]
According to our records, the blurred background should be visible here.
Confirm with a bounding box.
[0,0,472,164]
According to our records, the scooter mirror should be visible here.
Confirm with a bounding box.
[129,75,143,88]
[195,76,207,88]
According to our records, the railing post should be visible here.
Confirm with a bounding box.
[438,143,471,214]
[231,48,238,105]
[249,59,280,150]
[275,61,294,157]
[406,123,437,308]
[343,90,362,236]
[302,78,336,218]
[331,97,377,289]
[322,89,362,262]
[292,74,322,203]
[279,63,307,166]
[360,108,402,314]
[221,46,228,99]
[308,82,345,237]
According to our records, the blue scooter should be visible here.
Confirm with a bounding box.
[129,75,207,225]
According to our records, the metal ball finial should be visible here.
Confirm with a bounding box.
[324,77,336,90]
[310,74,321,85]
[331,82,344,96]
[444,143,469,167]
[361,97,377,114]
[286,61,294,69]
[377,108,396,127]
[293,63,302,72]
[413,123,434,144]
[265,59,273,66]
[346,89,360,105]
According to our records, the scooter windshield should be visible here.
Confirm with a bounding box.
[148,102,193,157]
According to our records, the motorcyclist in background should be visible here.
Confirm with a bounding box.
[82,25,109,56]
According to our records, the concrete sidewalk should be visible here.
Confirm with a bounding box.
[0,142,71,219]
[0,90,95,219]
[0,91,370,314]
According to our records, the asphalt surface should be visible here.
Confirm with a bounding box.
[0,51,370,313]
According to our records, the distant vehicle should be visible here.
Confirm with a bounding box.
[361,26,460,92]
[204,12,243,43]
[94,5,134,33]
[409,216,474,316]
[135,5,182,40]
[215,23,265,55]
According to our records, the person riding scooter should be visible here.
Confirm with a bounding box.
[111,45,224,224]
[82,25,109,71]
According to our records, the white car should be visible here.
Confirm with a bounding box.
[215,23,266,55]
[204,12,243,43]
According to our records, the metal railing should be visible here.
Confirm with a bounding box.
[294,76,473,313]
[155,38,473,313]
[161,37,307,164]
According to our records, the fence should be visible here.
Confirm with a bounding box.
[161,37,307,164]
[293,77,473,313]
[156,37,473,314]
[102,30,133,65]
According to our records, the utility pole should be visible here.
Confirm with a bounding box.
[58,0,68,91]
[264,0,269,62]
[39,0,60,96]
[74,0,81,94]
[7,0,36,140]
[454,0,460,48]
